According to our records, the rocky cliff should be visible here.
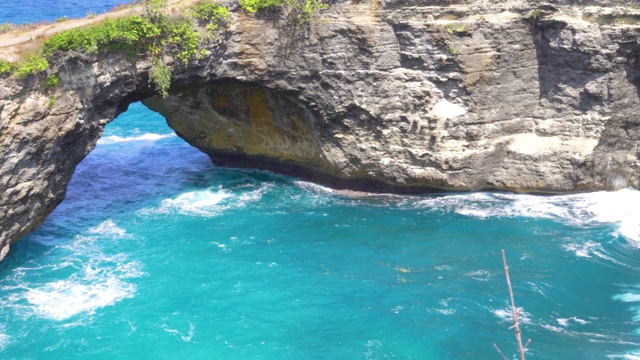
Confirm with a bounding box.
[1,0,640,260]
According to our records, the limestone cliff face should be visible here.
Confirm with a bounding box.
[2,0,640,259]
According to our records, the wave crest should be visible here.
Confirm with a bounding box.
[141,184,273,217]
[98,133,175,145]
[414,188,640,245]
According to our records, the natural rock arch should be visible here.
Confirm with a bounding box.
[2,1,640,260]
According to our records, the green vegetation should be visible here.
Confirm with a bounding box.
[530,9,543,21]
[142,0,168,25]
[446,23,465,35]
[48,94,57,108]
[43,16,161,56]
[39,0,231,85]
[0,0,330,89]
[43,0,227,60]
[449,45,461,56]
[14,54,49,79]
[239,0,328,25]
[1,0,231,99]
[167,17,200,63]
[149,59,172,98]
[0,23,15,34]
[191,1,230,23]
[38,0,222,94]
[240,0,328,58]
[191,1,230,33]
[0,60,13,75]
[56,16,69,23]
[45,73,61,88]
[239,0,283,13]
[289,0,328,26]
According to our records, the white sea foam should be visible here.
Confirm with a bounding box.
[436,308,456,315]
[97,133,175,145]
[434,265,453,271]
[292,180,334,194]
[0,326,9,351]
[562,240,602,258]
[145,185,272,217]
[464,270,493,281]
[20,242,144,322]
[614,288,640,342]
[212,242,231,253]
[1,221,143,322]
[88,219,128,238]
[567,189,640,245]
[415,188,640,246]
[613,293,640,303]
[24,276,136,321]
[614,354,640,360]
[541,324,564,333]
[609,347,640,360]
[158,188,232,216]
[492,306,532,324]
[527,282,549,297]
[415,191,572,221]
[162,322,195,342]
[237,183,273,204]
[557,317,589,327]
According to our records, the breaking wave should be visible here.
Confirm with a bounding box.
[98,133,175,145]
[413,188,640,245]
[0,220,143,322]
[140,184,273,217]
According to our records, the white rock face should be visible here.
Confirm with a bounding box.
[431,100,467,120]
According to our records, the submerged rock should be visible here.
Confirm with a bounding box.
[1,0,640,259]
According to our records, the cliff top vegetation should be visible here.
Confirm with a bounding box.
[0,0,230,96]
[0,0,329,97]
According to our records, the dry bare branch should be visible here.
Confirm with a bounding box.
[502,249,527,360]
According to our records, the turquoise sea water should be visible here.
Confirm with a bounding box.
[3,4,640,359]
[0,0,133,24]
[1,103,640,360]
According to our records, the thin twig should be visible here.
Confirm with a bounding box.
[493,343,509,360]
[502,249,527,360]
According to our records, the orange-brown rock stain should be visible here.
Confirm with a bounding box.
[213,92,230,110]
[198,86,320,163]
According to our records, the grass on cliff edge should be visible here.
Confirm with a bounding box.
[0,0,230,81]
[0,0,329,93]
[239,0,328,23]
[0,60,12,75]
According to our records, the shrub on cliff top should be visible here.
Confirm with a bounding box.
[6,0,231,90]
[240,0,328,28]
[191,1,230,23]
[149,58,172,98]
[0,23,16,34]
[168,18,200,62]
[14,54,49,79]
[0,60,12,75]
[43,16,161,56]
[45,73,61,88]
[240,0,284,13]
[286,0,328,26]
[191,1,230,32]
[43,12,208,63]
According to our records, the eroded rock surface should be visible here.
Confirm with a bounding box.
[2,0,640,259]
